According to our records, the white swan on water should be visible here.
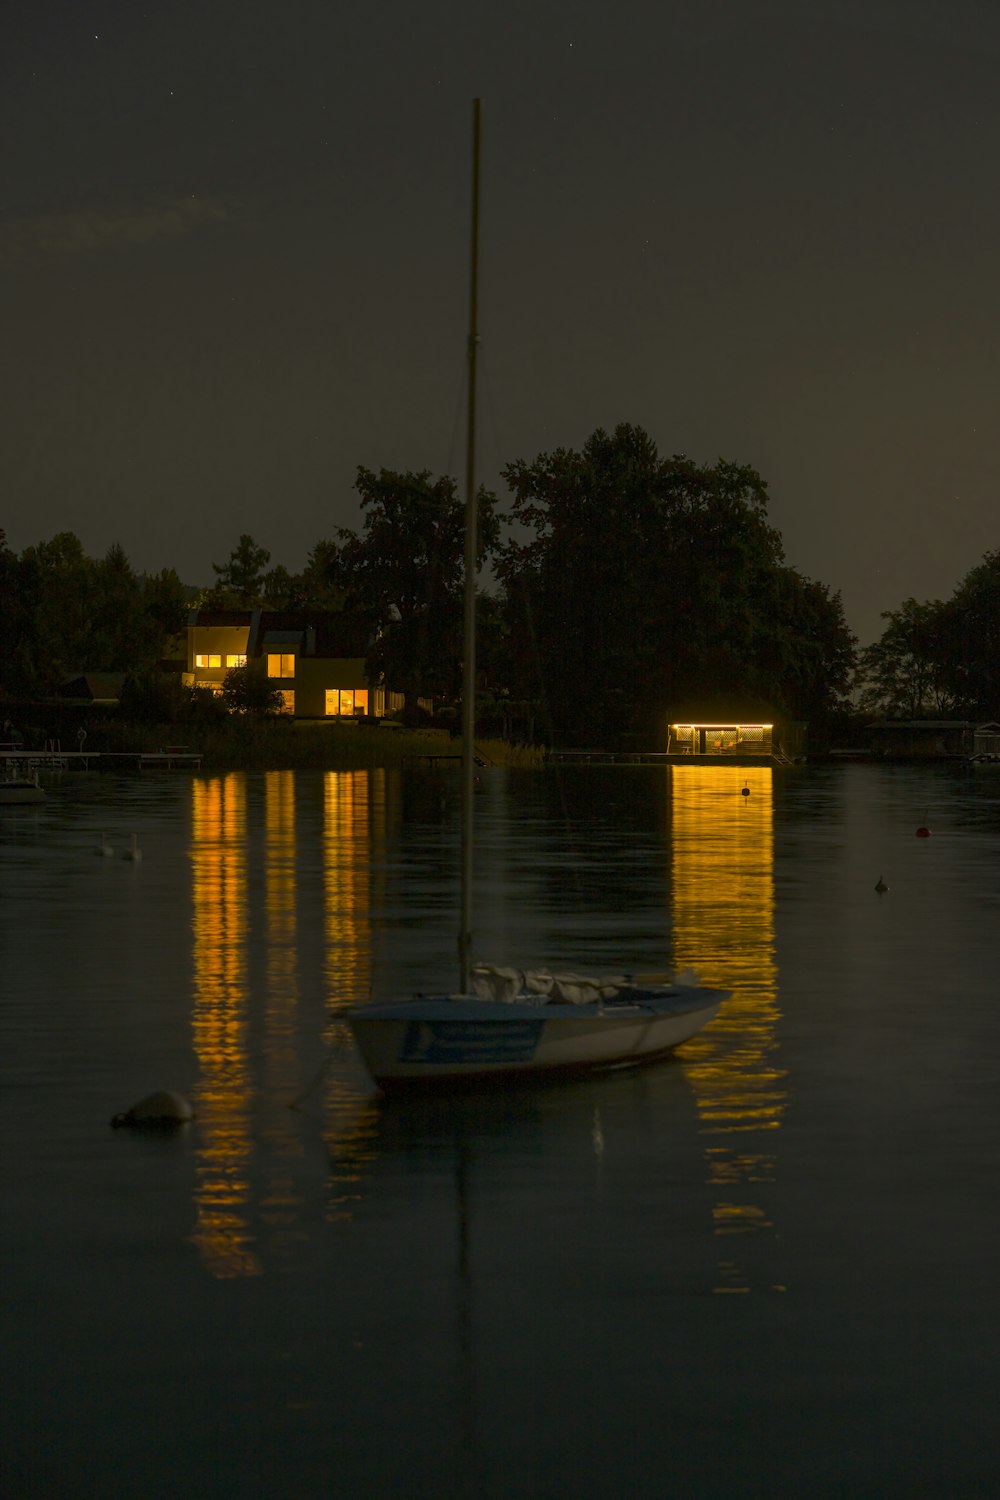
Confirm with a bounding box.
[95,832,113,857]
[122,833,142,862]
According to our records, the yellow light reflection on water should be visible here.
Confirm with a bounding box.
[321,770,386,1220]
[259,771,306,1256]
[669,764,786,1293]
[322,770,382,1009]
[185,770,391,1266]
[189,774,261,1278]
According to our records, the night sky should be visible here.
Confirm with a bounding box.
[4,1,1000,645]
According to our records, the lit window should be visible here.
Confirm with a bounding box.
[279,690,294,714]
[195,653,223,669]
[267,654,295,678]
[324,689,369,716]
[226,654,246,668]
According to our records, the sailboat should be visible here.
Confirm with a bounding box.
[346,101,728,1089]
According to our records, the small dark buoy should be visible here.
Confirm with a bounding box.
[111,1090,194,1129]
[916,825,930,838]
[875,875,889,894]
[741,782,750,798]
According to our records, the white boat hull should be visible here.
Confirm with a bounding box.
[347,984,726,1088]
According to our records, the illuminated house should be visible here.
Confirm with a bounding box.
[667,718,806,761]
[186,609,404,719]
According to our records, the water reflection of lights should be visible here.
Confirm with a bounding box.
[321,771,386,1221]
[260,772,306,1257]
[190,774,260,1278]
[185,770,393,1269]
[669,765,786,1293]
[322,770,382,1009]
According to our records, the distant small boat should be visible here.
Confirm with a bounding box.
[0,775,45,805]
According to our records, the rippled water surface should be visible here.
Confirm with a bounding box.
[4,762,1000,1498]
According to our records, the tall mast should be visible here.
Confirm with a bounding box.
[458,97,481,993]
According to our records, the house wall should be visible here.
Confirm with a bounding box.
[294,657,369,717]
[186,615,402,718]
[187,624,251,689]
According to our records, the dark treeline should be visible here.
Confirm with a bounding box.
[2,422,998,744]
[856,554,1000,720]
[0,533,189,699]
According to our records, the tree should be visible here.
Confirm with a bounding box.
[856,598,955,718]
[0,531,37,699]
[89,543,161,671]
[142,568,189,644]
[260,564,304,609]
[1,535,190,698]
[220,661,285,715]
[337,467,499,715]
[497,424,818,745]
[210,534,271,605]
[299,539,346,609]
[16,532,96,692]
[940,550,1000,717]
[754,569,856,726]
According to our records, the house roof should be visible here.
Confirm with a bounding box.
[57,672,127,702]
[262,630,303,647]
[187,609,252,627]
[189,608,375,658]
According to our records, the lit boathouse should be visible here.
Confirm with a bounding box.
[667,719,805,763]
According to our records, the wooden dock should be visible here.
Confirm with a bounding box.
[1,746,202,773]
[137,747,203,769]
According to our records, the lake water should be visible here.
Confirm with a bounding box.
[3,762,1000,1499]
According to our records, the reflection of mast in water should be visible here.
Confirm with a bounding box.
[669,764,785,1293]
[190,774,260,1278]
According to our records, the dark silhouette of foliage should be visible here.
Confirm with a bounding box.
[942,550,1000,717]
[220,661,286,716]
[0,533,193,701]
[335,466,499,714]
[209,533,271,606]
[856,598,956,717]
[497,423,854,744]
[858,551,1000,720]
